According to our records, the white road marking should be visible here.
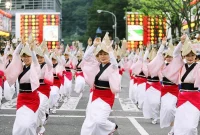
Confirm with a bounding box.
[0,114,145,119]
[59,93,82,110]
[119,98,140,111]
[1,98,17,109]
[128,117,149,135]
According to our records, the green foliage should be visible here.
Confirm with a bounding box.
[128,0,200,38]
[62,0,129,47]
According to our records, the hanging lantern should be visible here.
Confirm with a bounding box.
[151,33,154,36]
[51,15,55,18]
[25,19,28,22]
[140,22,142,25]
[131,22,134,25]
[25,15,28,19]
[128,22,131,25]
[32,15,35,18]
[139,41,143,45]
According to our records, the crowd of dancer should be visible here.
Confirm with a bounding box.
[0,32,200,135]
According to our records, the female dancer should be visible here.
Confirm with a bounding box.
[81,33,120,135]
[5,38,41,135]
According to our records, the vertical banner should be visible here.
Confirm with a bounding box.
[38,15,43,43]
[143,16,148,45]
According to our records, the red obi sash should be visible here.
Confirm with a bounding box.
[119,68,125,75]
[92,88,115,108]
[63,71,73,81]
[177,91,200,110]
[137,77,147,85]
[38,84,51,98]
[161,85,179,98]
[17,90,40,112]
[146,81,161,91]
[75,72,84,77]
[53,78,61,88]
[133,77,138,84]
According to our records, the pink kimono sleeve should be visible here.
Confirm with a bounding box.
[148,53,164,77]
[162,55,184,84]
[5,45,23,86]
[194,63,200,88]
[109,68,121,93]
[81,57,99,88]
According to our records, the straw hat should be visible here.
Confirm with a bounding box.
[95,32,113,55]
[182,36,197,56]
[165,43,174,57]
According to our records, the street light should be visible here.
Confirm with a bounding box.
[97,10,117,39]
[5,1,12,10]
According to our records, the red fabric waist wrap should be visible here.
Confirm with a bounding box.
[146,81,161,91]
[17,90,40,112]
[53,78,61,88]
[133,77,138,84]
[75,72,84,77]
[161,85,179,98]
[63,71,72,81]
[38,84,51,98]
[177,91,200,110]
[137,77,147,85]
[119,68,125,75]
[92,88,115,108]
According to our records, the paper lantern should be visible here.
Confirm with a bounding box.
[139,41,143,45]
[151,33,154,36]
[56,42,59,45]
[52,42,55,45]
[140,22,142,25]
[25,23,28,26]
[25,19,28,22]
[151,41,154,44]
[159,34,162,37]
[131,22,134,25]
[25,15,28,19]
[25,30,28,33]
[52,46,56,49]
[52,23,55,25]
[43,15,47,18]
[32,19,35,22]
[51,15,55,18]
[32,15,35,18]
[32,22,35,26]
[131,15,134,18]
[43,19,47,22]
[128,22,131,25]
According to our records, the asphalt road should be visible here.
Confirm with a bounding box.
[0,72,200,135]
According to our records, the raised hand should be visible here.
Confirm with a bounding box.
[162,37,167,46]
[181,34,186,44]
[93,37,101,47]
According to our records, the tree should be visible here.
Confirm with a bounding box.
[85,0,129,40]
[128,0,200,39]
[62,0,93,44]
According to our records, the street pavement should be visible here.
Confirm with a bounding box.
[0,72,200,135]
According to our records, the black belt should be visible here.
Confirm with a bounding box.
[65,67,71,72]
[162,77,176,85]
[53,74,59,80]
[135,75,146,78]
[180,83,198,91]
[147,76,159,82]
[19,83,32,93]
[94,80,110,90]
[39,79,45,85]
[76,68,82,71]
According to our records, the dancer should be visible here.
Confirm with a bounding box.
[81,33,120,135]
[5,37,41,135]
[164,35,200,135]
[36,44,53,135]
[143,41,165,124]
[159,43,179,135]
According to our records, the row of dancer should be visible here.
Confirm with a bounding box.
[0,35,86,135]
[128,35,200,135]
